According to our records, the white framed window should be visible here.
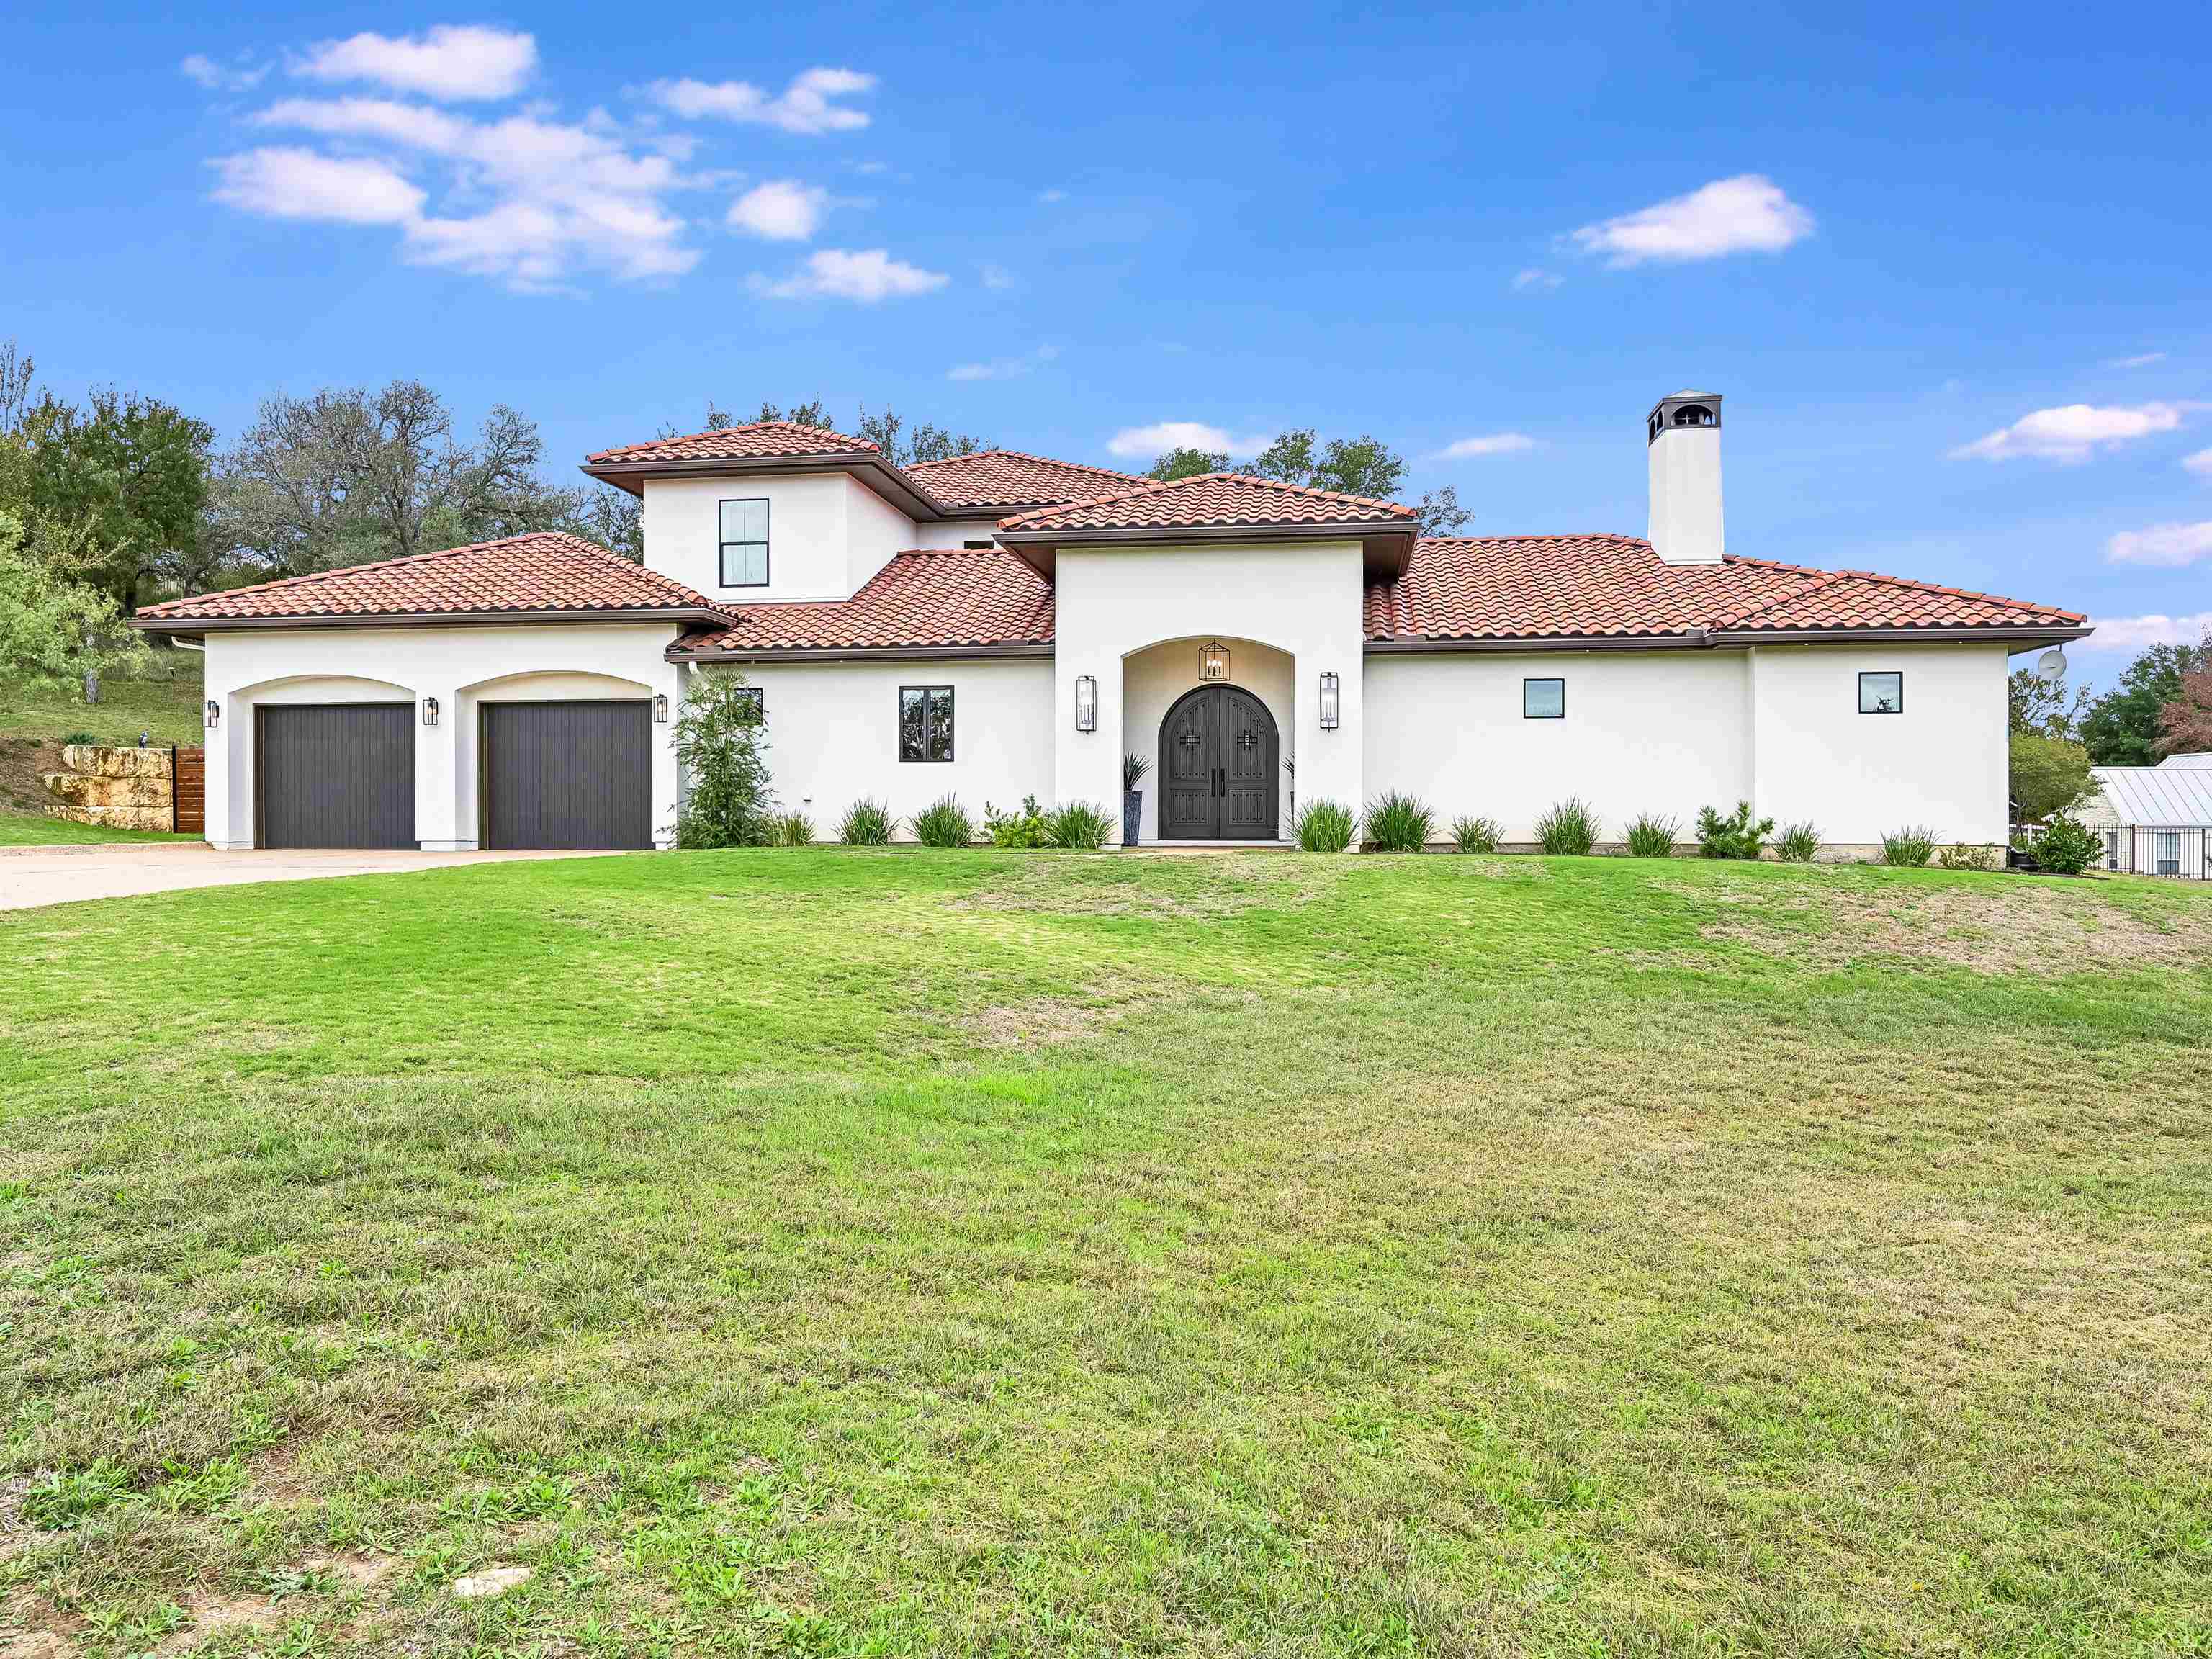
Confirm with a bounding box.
[1523,678,1565,719]
[2157,831,2181,876]
[1859,671,1903,714]
[719,499,769,587]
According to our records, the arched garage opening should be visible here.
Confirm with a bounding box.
[231,675,419,850]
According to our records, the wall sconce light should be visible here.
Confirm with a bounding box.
[1198,640,1231,683]
[204,698,220,729]
[1074,674,1097,732]
[422,696,440,727]
[653,693,670,724]
[1318,670,1340,731]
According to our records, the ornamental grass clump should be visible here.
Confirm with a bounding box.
[1450,814,1501,853]
[1881,826,1938,868]
[912,796,976,848]
[1534,797,1599,857]
[1775,821,1822,864]
[837,797,895,845]
[1694,801,1774,860]
[1043,800,1115,850]
[1295,797,1359,853]
[773,811,815,847]
[1364,792,1435,853]
[1622,813,1681,858]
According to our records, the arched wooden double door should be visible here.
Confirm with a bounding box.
[1159,684,1279,840]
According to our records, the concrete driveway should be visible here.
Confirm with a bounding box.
[0,843,623,910]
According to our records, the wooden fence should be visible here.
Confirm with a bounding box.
[173,746,205,835]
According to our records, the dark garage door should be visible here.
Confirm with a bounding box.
[482,701,652,850]
[257,704,415,849]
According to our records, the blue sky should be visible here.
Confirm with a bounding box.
[6,2,2207,685]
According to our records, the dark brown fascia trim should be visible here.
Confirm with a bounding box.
[667,641,1053,664]
[1364,623,2095,655]
[1704,624,2095,647]
[579,451,948,520]
[994,519,1414,547]
[132,606,729,635]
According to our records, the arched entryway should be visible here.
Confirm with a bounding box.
[1159,683,1280,840]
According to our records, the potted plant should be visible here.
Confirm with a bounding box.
[1122,752,1150,849]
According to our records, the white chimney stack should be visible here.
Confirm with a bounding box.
[1646,390,1724,565]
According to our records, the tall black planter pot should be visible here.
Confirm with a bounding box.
[1123,790,1142,850]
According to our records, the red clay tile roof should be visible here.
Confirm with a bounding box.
[672,549,1054,656]
[901,449,1148,510]
[999,472,1418,534]
[585,421,878,464]
[132,532,722,625]
[1366,536,2086,642]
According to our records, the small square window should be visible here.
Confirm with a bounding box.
[719,498,768,587]
[899,685,953,761]
[1859,671,1903,714]
[1523,678,1565,719]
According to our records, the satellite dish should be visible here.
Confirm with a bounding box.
[2037,647,2067,683]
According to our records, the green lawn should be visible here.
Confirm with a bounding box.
[3,850,2208,1657]
[0,814,197,846]
[0,663,204,747]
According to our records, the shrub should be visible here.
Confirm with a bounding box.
[60,730,99,747]
[1694,800,1773,860]
[1295,797,1359,853]
[1881,826,1938,868]
[772,811,814,847]
[1450,814,1501,853]
[1622,813,1681,858]
[984,795,1048,848]
[912,796,976,848]
[1775,820,1821,863]
[837,796,895,845]
[1043,800,1115,850]
[671,673,775,848]
[1534,797,1599,857]
[2031,811,2100,876]
[1936,842,2000,872]
[1365,791,1435,853]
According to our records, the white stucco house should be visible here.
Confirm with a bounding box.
[134,392,2089,853]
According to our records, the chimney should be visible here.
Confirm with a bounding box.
[1646,390,1724,565]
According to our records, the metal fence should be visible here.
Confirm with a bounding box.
[2094,824,2211,880]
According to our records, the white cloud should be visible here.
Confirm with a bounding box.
[649,68,873,134]
[948,344,1058,382]
[1432,432,1535,459]
[2106,351,2167,369]
[727,179,825,241]
[2105,521,2212,567]
[1570,174,1813,266]
[295,25,536,102]
[2080,612,2212,653]
[1511,266,1561,291]
[181,53,267,93]
[757,247,946,302]
[1951,402,2187,462]
[979,262,1015,291]
[2183,446,2212,477]
[1104,421,1271,460]
[237,96,695,289]
[210,148,425,225]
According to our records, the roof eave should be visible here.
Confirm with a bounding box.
[580,451,948,519]
[132,606,730,635]
[667,640,1053,664]
[996,519,1416,580]
[1365,622,2095,652]
[1704,623,2095,647]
